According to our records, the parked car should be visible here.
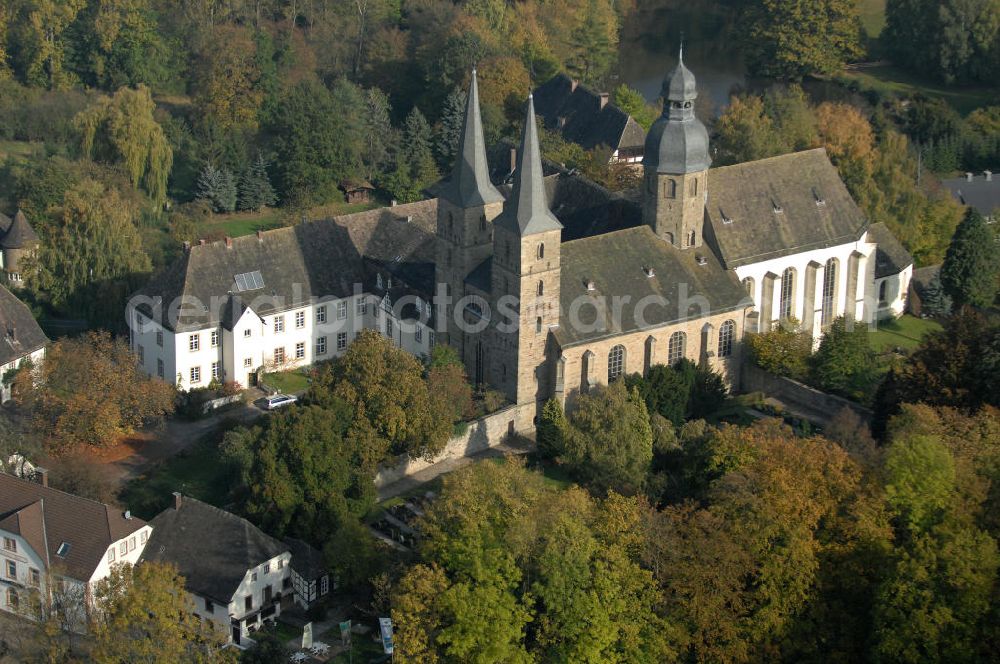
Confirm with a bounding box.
[265,394,298,410]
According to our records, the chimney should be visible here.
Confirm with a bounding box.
[986,170,993,182]
[123,510,132,520]
[598,92,609,110]
[510,147,517,174]
[256,229,264,242]
[225,236,233,248]
[966,172,974,182]
[173,492,182,510]
[35,467,48,487]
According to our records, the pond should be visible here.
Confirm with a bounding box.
[616,0,746,115]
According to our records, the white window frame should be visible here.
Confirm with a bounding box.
[191,366,201,383]
[337,332,347,351]
[295,342,305,359]
[295,311,305,329]
[316,337,327,355]
[316,305,327,324]
[274,316,285,333]
[189,334,200,352]
[210,330,219,347]
[337,301,347,320]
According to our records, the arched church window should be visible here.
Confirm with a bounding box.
[821,258,838,325]
[780,267,796,321]
[688,230,696,247]
[690,177,698,196]
[718,320,735,358]
[537,280,544,296]
[879,280,888,305]
[665,232,674,245]
[608,345,625,382]
[536,317,542,333]
[537,243,545,260]
[668,331,686,365]
[665,179,676,199]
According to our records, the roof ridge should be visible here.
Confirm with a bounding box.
[561,225,651,248]
[0,472,132,513]
[711,147,828,172]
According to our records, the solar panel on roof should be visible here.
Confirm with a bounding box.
[234,271,265,292]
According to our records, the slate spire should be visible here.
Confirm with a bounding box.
[494,95,562,236]
[445,69,503,207]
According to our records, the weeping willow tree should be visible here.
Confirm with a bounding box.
[29,178,152,329]
[74,84,172,203]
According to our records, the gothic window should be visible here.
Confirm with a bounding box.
[665,179,676,199]
[536,317,542,333]
[690,177,698,196]
[608,345,625,382]
[688,230,696,247]
[668,331,686,365]
[780,267,796,321]
[537,243,545,260]
[537,280,544,296]
[821,258,838,325]
[878,280,888,306]
[718,320,735,358]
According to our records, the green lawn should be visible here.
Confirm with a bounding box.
[328,636,385,663]
[842,64,1000,115]
[869,314,942,352]
[263,369,311,395]
[118,436,233,520]
[859,0,886,37]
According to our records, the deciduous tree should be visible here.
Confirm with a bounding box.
[91,562,234,664]
[15,331,175,454]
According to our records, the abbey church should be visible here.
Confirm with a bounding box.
[132,56,911,418]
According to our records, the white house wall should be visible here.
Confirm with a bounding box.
[135,294,433,391]
[735,238,875,337]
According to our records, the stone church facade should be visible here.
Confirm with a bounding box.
[437,56,910,414]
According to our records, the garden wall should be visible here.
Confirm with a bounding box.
[373,401,537,489]
[740,362,872,424]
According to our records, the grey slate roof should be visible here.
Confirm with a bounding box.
[142,496,288,604]
[284,537,326,581]
[493,96,564,237]
[439,70,504,208]
[868,222,913,278]
[704,148,868,268]
[941,172,1000,218]
[554,226,747,348]
[134,200,437,332]
[0,210,40,249]
[644,54,711,175]
[532,74,646,153]
[0,284,48,366]
[0,473,147,582]
[0,211,12,235]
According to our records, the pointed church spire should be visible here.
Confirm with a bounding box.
[494,95,562,236]
[444,69,503,207]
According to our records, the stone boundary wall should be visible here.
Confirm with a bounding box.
[374,401,537,489]
[201,394,245,415]
[740,361,872,422]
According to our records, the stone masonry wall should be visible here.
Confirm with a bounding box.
[373,401,536,488]
[740,361,872,422]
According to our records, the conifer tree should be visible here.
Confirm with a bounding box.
[197,163,237,213]
[920,273,953,317]
[238,154,277,212]
[537,398,569,459]
[435,87,466,168]
[940,208,1000,308]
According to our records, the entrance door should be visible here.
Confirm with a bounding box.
[264,585,273,604]
[232,624,241,645]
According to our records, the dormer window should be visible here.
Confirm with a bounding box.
[772,198,783,214]
[643,266,655,278]
[56,542,71,558]
[813,188,826,207]
[586,280,596,292]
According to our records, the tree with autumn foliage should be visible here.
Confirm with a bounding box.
[14,331,175,454]
[91,561,235,664]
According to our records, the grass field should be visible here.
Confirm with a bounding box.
[119,435,233,519]
[859,0,886,37]
[842,65,1000,115]
[869,314,942,352]
[263,369,312,394]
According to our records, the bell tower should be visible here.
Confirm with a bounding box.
[642,48,710,250]
[490,95,563,405]
[435,69,505,351]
